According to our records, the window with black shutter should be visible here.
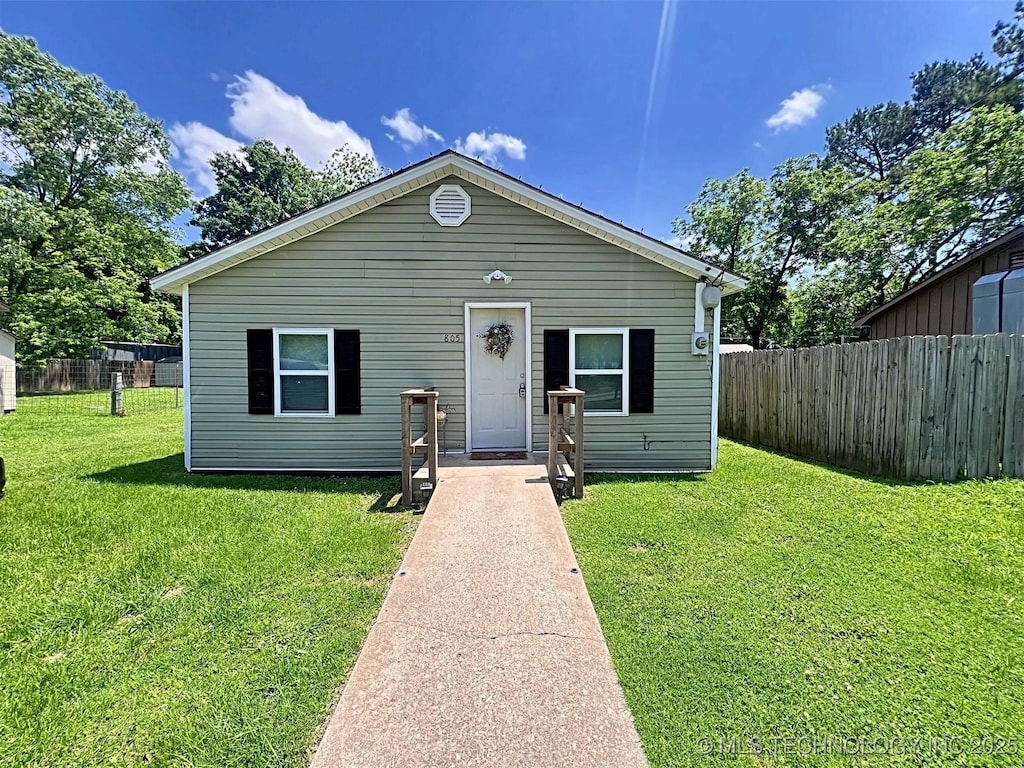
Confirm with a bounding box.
[546,327,656,416]
[246,328,362,417]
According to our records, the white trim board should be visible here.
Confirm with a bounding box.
[182,285,192,472]
[190,466,405,474]
[464,302,533,453]
[188,464,708,475]
[151,152,747,296]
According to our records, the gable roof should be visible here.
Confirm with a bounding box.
[151,150,747,296]
[854,225,1024,328]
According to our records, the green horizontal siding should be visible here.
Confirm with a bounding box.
[188,179,714,471]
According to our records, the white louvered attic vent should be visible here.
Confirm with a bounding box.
[429,184,472,226]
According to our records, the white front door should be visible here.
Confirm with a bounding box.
[468,306,528,450]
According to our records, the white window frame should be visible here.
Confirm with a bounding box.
[570,328,629,416]
[273,328,335,417]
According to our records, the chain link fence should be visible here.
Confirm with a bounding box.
[12,359,183,416]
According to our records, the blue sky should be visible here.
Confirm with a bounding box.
[0,1,1010,243]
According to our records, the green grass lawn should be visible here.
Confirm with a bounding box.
[0,397,414,767]
[565,441,1024,767]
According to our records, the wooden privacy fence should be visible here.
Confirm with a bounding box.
[719,334,1024,481]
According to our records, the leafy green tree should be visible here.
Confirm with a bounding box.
[825,102,920,187]
[911,55,1022,136]
[788,273,868,347]
[674,4,1024,348]
[189,141,386,255]
[815,6,1024,337]
[899,104,1024,273]
[993,1,1024,79]
[0,33,190,365]
[826,105,1024,304]
[674,158,856,348]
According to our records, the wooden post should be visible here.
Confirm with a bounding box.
[110,372,125,416]
[547,391,559,484]
[400,392,412,505]
[400,389,440,506]
[424,390,439,496]
[573,389,585,499]
[547,387,585,499]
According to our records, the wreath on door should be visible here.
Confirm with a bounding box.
[479,322,514,360]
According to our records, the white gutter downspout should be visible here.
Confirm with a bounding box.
[710,300,722,469]
[694,282,720,470]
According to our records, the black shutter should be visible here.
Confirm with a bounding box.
[247,329,274,415]
[543,329,570,414]
[334,330,361,415]
[629,329,655,413]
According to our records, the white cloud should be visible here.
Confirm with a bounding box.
[752,140,763,149]
[765,86,828,131]
[169,71,374,195]
[381,108,443,150]
[454,131,527,165]
[226,71,374,166]
[167,122,242,195]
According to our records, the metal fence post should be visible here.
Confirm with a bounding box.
[110,372,125,416]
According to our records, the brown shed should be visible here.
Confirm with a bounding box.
[855,227,1024,340]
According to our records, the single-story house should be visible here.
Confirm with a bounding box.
[855,226,1024,339]
[0,300,13,414]
[151,151,746,473]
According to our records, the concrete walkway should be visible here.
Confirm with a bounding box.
[310,456,648,768]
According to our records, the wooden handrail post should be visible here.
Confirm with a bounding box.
[548,391,559,483]
[424,390,439,495]
[572,390,584,499]
[400,392,413,505]
[547,387,585,500]
[400,388,440,506]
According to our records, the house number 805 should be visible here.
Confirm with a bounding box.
[443,334,463,343]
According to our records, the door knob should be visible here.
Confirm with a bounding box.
[519,383,527,398]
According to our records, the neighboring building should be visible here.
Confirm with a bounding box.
[93,342,183,362]
[151,151,746,474]
[0,301,13,413]
[855,227,1024,339]
[720,343,755,354]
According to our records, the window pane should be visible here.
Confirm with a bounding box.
[575,334,623,370]
[280,334,329,370]
[575,374,623,412]
[281,375,329,412]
